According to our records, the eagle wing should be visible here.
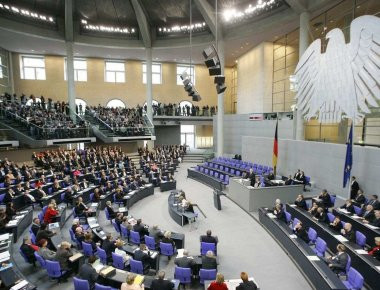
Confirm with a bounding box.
[349,15,380,118]
[294,39,323,121]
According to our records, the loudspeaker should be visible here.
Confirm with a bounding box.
[209,66,221,76]
[205,57,219,68]
[216,83,226,94]
[192,94,201,102]
[183,78,191,86]
[214,75,225,84]
[180,71,189,80]
[202,45,217,59]
[188,90,195,96]
[185,84,193,92]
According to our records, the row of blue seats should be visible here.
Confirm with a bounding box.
[211,157,274,174]
[195,166,229,185]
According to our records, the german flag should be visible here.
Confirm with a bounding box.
[272,120,278,176]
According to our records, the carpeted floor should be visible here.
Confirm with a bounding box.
[13,162,312,290]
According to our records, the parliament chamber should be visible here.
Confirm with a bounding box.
[0,0,380,290]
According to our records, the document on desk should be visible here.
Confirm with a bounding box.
[355,249,368,255]
[6,220,18,227]
[289,204,297,207]
[0,233,9,241]
[10,280,28,290]
[48,222,60,230]
[266,213,277,219]
[333,235,348,242]
[176,249,185,258]
[289,234,297,239]
[14,215,24,220]
[338,208,349,214]
[91,203,98,207]
[307,255,320,261]
[118,207,126,212]
[18,210,29,215]
[69,252,84,262]
[376,266,380,272]
[365,224,379,230]
[351,215,362,219]
[0,251,10,262]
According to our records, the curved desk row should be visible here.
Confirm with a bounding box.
[187,168,224,191]
[168,193,197,227]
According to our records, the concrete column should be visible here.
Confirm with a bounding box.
[295,11,310,140]
[217,39,225,157]
[66,41,76,119]
[8,51,14,94]
[146,48,153,121]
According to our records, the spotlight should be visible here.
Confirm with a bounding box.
[185,84,193,92]
[183,78,191,86]
[180,71,189,81]
[209,66,221,76]
[216,83,227,94]
[202,45,217,59]
[214,76,225,84]
[205,57,219,68]
[192,94,202,102]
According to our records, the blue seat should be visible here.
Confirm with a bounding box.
[144,235,156,250]
[330,195,336,207]
[308,228,317,244]
[199,269,217,284]
[73,277,90,290]
[160,242,175,258]
[111,219,120,235]
[0,193,5,204]
[200,242,216,256]
[82,241,95,257]
[95,283,118,290]
[38,212,44,223]
[34,252,46,268]
[96,246,107,265]
[104,207,111,221]
[327,213,335,223]
[355,231,367,248]
[353,206,362,216]
[46,260,67,281]
[48,187,53,195]
[130,258,144,274]
[90,193,95,202]
[174,267,191,285]
[29,229,37,245]
[284,211,292,224]
[130,231,141,245]
[120,224,129,240]
[342,267,364,290]
[111,252,125,270]
[313,237,327,257]
[292,218,300,230]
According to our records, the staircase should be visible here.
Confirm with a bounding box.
[182,149,214,163]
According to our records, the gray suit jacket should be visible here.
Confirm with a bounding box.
[330,252,349,270]
[38,247,56,261]
[174,256,195,268]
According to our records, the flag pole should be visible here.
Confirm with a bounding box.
[348,119,355,199]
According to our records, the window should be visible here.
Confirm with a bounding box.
[75,99,87,115]
[181,125,195,149]
[177,64,195,85]
[105,60,125,83]
[26,98,42,106]
[142,63,162,84]
[106,99,126,108]
[64,58,87,82]
[143,100,159,107]
[0,57,3,79]
[20,55,46,80]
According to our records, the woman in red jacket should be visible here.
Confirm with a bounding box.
[43,203,59,224]
[368,237,380,260]
[208,273,228,290]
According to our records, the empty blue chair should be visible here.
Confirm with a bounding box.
[0,183,4,188]
[327,213,335,223]
[284,211,292,224]
[201,242,216,256]
[96,246,107,265]
[353,206,362,216]
[73,277,90,290]
[90,193,95,202]
[46,260,67,281]
[48,187,53,195]
[313,237,327,257]
[160,242,175,258]
[111,252,125,270]
[34,252,46,268]
[214,172,219,179]
[205,169,209,175]
[199,269,217,284]
[355,231,366,248]
[95,283,118,290]
[236,171,241,176]
[111,219,121,235]
[223,175,229,185]
[330,195,336,207]
[82,242,95,257]
[342,267,364,290]
[38,212,44,223]
[174,267,191,286]
[130,231,141,245]
[130,258,144,274]
[104,207,111,221]
[292,217,300,230]
[225,168,229,173]
[120,224,129,240]
[308,228,317,244]
[0,193,5,204]
[230,169,235,175]
[144,235,156,250]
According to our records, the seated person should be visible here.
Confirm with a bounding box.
[54,241,74,272]
[151,270,174,290]
[236,272,258,290]
[161,231,176,249]
[293,222,309,243]
[201,250,217,270]
[84,232,97,252]
[24,190,37,206]
[293,169,302,182]
[207,273,228,290]
[5,202,16,221]
[200,230,219,245]
[121,273,144,290]
[115,188,127,206]
[36,223,56,250]
[174,249,195,269]
[92,188,101,202]
[253,176,261,188]
[294,194,307,210]
[353,190,366,206]
[312,207,327,223]
[114,239,130,266]
[326,244,350,273]
[74,197,89,217]
[340,200,355,213]
[4,186,15,204]
[43,203,59,224]
[368,237,380,261]
[31,217,41,236]
[75,227,85,244]
[101,233,116,261]
[361,205,376,223]
[367,194,380,210]
[105,201,116,219]
[184,201,194,213]
[133,219,149,240]
[78,255,99,289]
[308,202,318,216]
[340,223,355,243]
[51,179,61,192]
[317,189,331,208]
[64,187,74,204]
[20,236,38,264]
[38,238,56,260]
[284,174,293,185]
[149,225,163,244]
[34,185,47,200]
[134,244,150,273]
[329,216,343,232]
[371,210,380,227]
[273,203,286,223]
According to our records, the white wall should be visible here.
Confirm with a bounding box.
[242,136,380,199]
[237,42,273,114]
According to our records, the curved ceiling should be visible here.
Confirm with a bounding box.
[0,0,342,66]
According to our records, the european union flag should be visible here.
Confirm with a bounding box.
[343,124,353,188]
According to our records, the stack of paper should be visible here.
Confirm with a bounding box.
[119,207,126,212]
[355,249,368,255]
[307,255,320,261]
[267,213,276,219]
[14,215,24,220]
[10,280,28,290]
[91,203,98,207]
[0,233,9,241]
[333,235,348,242]
[0,251,10,262]
[6,220,18,227]
[289,234,297,239]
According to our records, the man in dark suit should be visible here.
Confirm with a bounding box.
[294,194,307,210]
[101,233,116,261]
[151,271,174,290]
[353,190,366,206]
[367,195,380,210]
[371,210,380,227]
[134,244,151,273]
[318,189,331,208]
[236,272,258,290]
[361,205,376,223]
[174,250,195,269]
[350,176,360,200]
[20,237,37,264]
[201,250,217,270]
[293,222,310,243]
[341,223,355,243]
[200,230,218,245]
[340,200,355,213]
[133,219,149,240]
[31,217,40,236]
[327,244,350,273]
[78,255,98,288]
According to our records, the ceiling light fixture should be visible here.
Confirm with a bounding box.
[158,22,207,34]
[223,0,279,23]
[0,2,55,23]
[81,19,137,35]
